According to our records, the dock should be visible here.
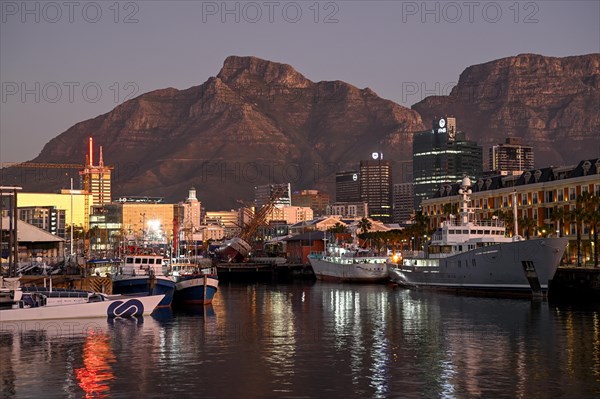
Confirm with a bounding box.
[216,262,314,281]
[549,266,600,300]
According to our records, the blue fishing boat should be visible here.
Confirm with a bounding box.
[171,258,219,305]
[112,254,176,308]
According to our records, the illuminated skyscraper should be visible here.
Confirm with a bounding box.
[413,117,482,209]
[489,137,534,174]
[79,137,112,206]
[360,153,393,223]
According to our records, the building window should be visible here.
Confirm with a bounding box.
[532,193,538,204]
[581,185,589,194]
[596,184,600,196]
[569,188,576,201]
[557,189,564,202]
[545,191,554,203]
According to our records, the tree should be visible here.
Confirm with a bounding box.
[518,216,538,240]
[569,203,586,267]
[357,217,372,235]
[579,192,600,267]
[327,222,349,234]
[551,206,567,237]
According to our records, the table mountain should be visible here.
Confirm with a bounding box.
[412,53,600,167]
[8,56,424,208]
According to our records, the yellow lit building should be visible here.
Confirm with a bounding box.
[422,159,600,264]
[18,191,92,229]
[121,203,175,242]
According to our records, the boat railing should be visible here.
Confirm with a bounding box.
[443,219,504,228]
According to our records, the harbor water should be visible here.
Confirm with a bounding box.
[1,282,599,398]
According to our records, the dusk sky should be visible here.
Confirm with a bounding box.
[1,1,598,163]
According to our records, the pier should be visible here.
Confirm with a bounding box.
[549,266,600,300]
[216,262,314,281]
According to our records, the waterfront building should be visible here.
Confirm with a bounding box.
[205,210,242,238]
[489,137,534,174]
[16,191,91,230]
[180,187,202,232]
[1,217,64,264]
[413,117,482,209]
[17,206,66,239]
[115,196,165,203]
[335,171,360,202]
[421,158,600,265]
[268,206,314,225]
[198,224,226,241]
[326,202,369,218]
[393,183,414,224]
[289,216,347,235]
[360,154,393,223]
[291,189,330,217]
[255,183,291,209]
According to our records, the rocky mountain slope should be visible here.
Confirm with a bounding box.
[9,56,424,208]
[412,53,599,167]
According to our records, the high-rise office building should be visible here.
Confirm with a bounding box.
[291,189,330,217]
[79,137,111,206]
[393,183,414,224]
[489,138,534,174]
[335,171,360,202]
[254,183,291,209]
[413,117,482,209]
[360,153,393,223]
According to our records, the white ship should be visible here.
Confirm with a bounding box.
[308,234,389,282]
[0,276,164,322]
[389,177,568,296]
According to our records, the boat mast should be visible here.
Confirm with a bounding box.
[512,189,519,241]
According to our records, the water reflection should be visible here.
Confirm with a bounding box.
[75,331,115,398]
[0,285,599,398]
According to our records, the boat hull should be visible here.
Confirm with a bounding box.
[308,257,389,283]
[112,276,175,308]
[390,237,568,295]
[0,294,164,322]
[174,275,219,305]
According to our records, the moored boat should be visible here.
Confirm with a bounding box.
[171,258,218,305]
[0,276,164,322]
[389,177,568,296]
[112,253,175,308]
[308,235,389,282]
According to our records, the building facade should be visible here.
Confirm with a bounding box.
[413,117,482,209]
[17,191,92,230]
[291,189,330,217]
[421,159,600,265]
[335,171,360,202]
[326,202,369,219]
[489,137,534,173]
[79,137,111,206]
[18,206,66,239]
[360,154,393,223]
[393,183,414,224]
[255,183,291,209]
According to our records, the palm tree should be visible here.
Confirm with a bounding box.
[551,206,567,237]
[357,217,372,235]
[493,209,514,237]
[327,222,348,234]
[518,216,538,240]
[579,192,600,267]
[569,203,586,267]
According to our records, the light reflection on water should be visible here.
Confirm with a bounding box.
[0,283,599,398]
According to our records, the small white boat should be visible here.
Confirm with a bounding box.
[0,277,164,322]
